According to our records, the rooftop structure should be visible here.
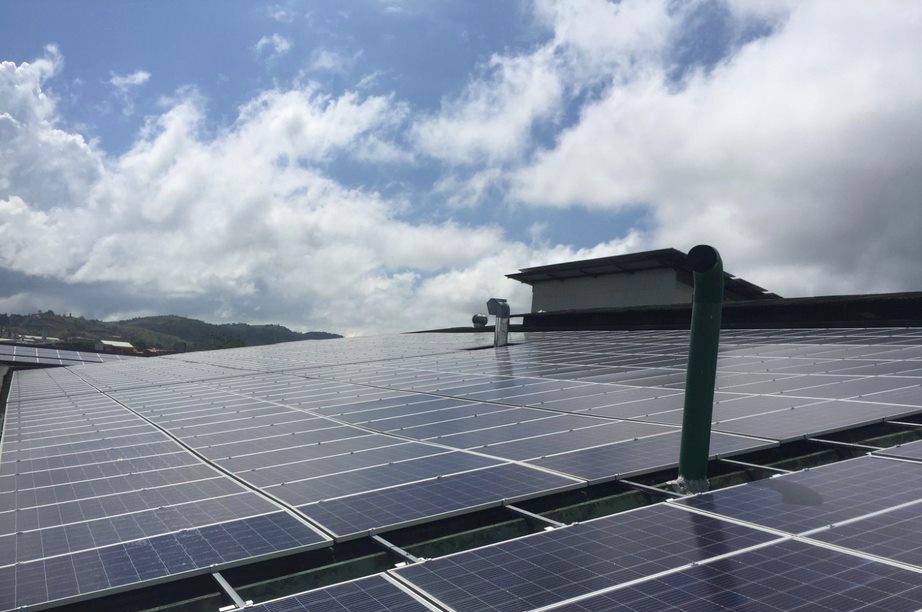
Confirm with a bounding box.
[507,248,778,312]
[94,339,136,354]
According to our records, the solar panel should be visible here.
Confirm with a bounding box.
[809,501,922,569]
[639,393,820,425]
[266,451,503,507]
[877,439,922,462]
[248,574,436,612]
[551,540,922,612]
[393,503,777,612]
[855,385,922,407]
[299,462,581,539]
[461,421,674,461]
[0,511,325,610]
[533,431,776,482]
[678,456,922,534]
[712,399,921,442]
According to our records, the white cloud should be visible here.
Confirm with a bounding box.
[309,48,361,74]
[411,0,679,166]
[0,47,636,335]
[355,70,384,90]
[254,34,292,59]
[107,69,151,116]
[267,4,295,23]
[412,0,922,297]
[109,70,150,91]
[509,1,922,296]
[0,45,102,211]
[412,47,563,165]
[433,169,503,209]
[5,1,921,336]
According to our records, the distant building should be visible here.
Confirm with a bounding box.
[95,339,137,354]
[507,248,778,313]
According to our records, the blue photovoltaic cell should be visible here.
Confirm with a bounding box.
[249,575,433,612]
[466,421,673,462]
[268,451,502,506]
[0,377,331,611]
[532,431,775,482]
[810,501,922,568]
[553,540,922,612]
[712,399,922,442]
[0,512,326,610]
[679,456,922,534]
[395,503,776,612]
[299,463,581,539]
[877,439,922,462]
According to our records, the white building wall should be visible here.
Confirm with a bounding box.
[530,268,692,312]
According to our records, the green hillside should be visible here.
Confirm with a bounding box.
[0,311,341,352]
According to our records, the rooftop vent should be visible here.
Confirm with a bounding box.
[486,298,510,347]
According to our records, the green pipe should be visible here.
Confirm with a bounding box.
[676,245,724,493]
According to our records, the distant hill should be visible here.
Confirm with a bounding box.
[0,311,341,352]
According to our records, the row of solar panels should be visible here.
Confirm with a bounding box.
[0,344,135,367]
[1,328,921,609]
[253,454,922,611]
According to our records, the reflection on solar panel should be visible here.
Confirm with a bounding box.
[678,456,922,534]
[551,540,922,612]
[394,504,777,612]
[0,344,135,367]
[249,575,436,612]
[2,327,922,609]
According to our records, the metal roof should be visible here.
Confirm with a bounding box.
[506,248,779,301]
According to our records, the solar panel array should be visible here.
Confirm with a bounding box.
[550,540,922,612]
[0,390,329,610]
[0,344,135,367]
[381,456,922,612]
[267,489,922,612]
[1,327,922,609]
[394,504,779,611]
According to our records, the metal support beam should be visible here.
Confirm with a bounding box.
[620,479,685,498]
[506,504,566,528]
[886,420,922,428]
[675,245,724,494]
[213,571,248,610]
[718,457,793,474]
[807,438,883,451]
[372,534,423,564]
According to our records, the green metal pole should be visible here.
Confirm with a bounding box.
[676,245,724,493]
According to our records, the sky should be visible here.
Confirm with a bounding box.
[1,0,920,335]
